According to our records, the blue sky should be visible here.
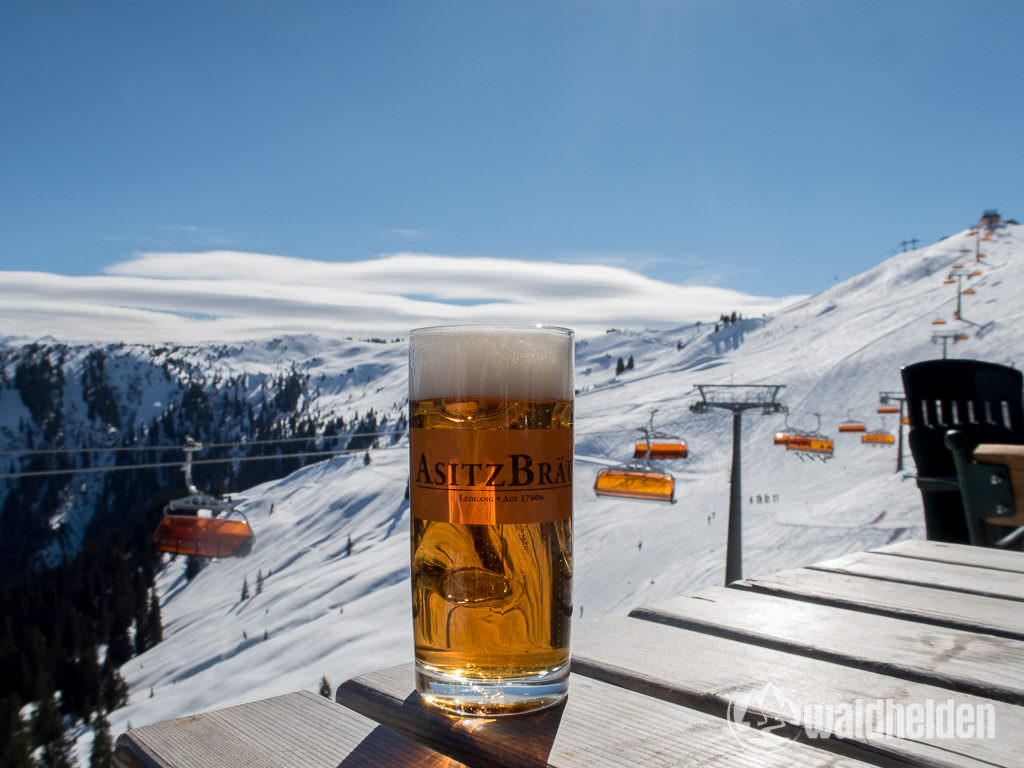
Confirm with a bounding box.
[1,0,1021,336]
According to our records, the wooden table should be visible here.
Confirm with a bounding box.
[114,540,1024,767]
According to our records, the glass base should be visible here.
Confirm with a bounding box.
[415,661,570,717]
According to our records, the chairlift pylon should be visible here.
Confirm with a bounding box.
[152,437,255,558]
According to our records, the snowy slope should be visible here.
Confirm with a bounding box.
[75,222,1024,759]
[0,334,411,565]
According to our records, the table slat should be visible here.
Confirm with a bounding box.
[572,615,1023,768]
[630,585,1024,703]
[113,690,467,768]
[872,540,1024,574]
[809,551,1024,601]
[735,567,1024,639]
[336,663,879,768]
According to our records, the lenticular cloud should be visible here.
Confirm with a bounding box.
[0,251,802,343]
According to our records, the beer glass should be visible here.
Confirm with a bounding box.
[408,325,574,716]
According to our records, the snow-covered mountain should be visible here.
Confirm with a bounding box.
[20,220,1022,761]
[0,335,411,576]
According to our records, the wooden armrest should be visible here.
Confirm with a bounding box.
[972,443,1024,526]
[974,443,1024,470]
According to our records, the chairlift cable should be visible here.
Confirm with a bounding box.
[0,430,403,457]
[0,446,404,480]
[1,425,663,460]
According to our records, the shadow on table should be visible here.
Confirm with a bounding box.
[341,690,566,768]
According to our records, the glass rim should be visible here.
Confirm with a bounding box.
[409,323,573,337]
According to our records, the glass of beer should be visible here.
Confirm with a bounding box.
[408,324,574,716]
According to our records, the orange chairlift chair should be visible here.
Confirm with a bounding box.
[593,465,676,503]
[595,410,677,503]
[861,407,897,445]
[773,412,806,445]
[152,438,255,558]
[838,410,867,433]
[862,430,896,445]
[776,413,834,460]
[632,408,688,460]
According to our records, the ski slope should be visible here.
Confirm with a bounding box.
[73,221,1024,759]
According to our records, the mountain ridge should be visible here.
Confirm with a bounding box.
[2,218,1021,762]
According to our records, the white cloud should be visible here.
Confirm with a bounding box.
[0,252,804,343]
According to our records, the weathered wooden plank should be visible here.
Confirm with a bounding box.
[336,663,880,768]
[113,690,467,768]
[630,585,1024,704]
[809,551,1024,602]
[572,614,1022,768]
[872,540,1024,574]
[735,567,1024,640]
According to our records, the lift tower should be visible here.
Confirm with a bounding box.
[691,384,786,585]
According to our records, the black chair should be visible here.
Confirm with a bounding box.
[901,359,1024,547]
[945,433,1024,547]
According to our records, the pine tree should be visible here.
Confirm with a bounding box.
[0,693,34,768]
[148,589,162,646]
[346,535,353,557]
[134,610,150,656]
[89,713,113,768]
[34,684,78,768]
[615,357,625,375]
[185,555,204,581]
[626,355,634,370]
[256,569,264,595]
[106,623,132,668]
[73,639,101,724]
[241,576,250,601]
[363,450,372,465]
[319,676,331,698]
[99,660,129,713]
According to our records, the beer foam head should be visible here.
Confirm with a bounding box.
[410,325,574,400]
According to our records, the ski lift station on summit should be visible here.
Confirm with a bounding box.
[152,438,256,559]
[595,409,682,503]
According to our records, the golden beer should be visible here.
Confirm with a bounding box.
[408,326,574,716]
